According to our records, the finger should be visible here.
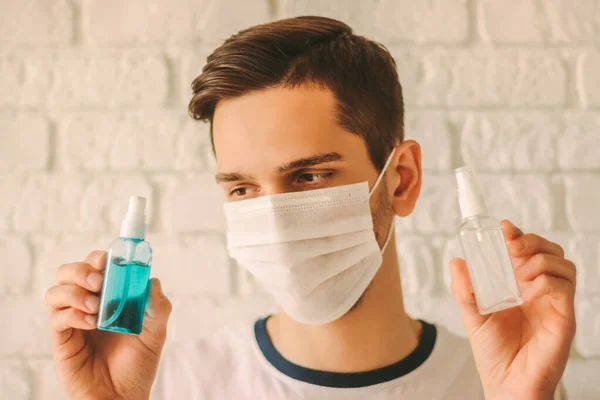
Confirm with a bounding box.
[145,278,172,322]
[515,254,577,290]
[50,307,97,332]
[46,285,100,314]
[83,250,108,271]
[506,233,565,259]
[521,274,575,319]
[139,278,172,354]
[501,219,524,241]
[56,262,104,293]
[449,258,487,332]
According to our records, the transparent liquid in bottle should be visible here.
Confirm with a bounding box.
[459,215,523,314]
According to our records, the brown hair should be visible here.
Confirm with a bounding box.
[188,16,404,171]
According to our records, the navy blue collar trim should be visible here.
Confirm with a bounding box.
[254,316,437,388]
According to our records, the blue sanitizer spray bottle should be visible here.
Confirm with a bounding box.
[97,196,152,335]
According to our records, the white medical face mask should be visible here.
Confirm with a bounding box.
[223,149,397,325]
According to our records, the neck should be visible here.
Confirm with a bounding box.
[266,233,423,373]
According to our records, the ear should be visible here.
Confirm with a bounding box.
[388,140,422,217]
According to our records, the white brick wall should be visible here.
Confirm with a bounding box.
[1,0,599,398]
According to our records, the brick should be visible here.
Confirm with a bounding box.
[148,234,231,295]
[0,113,49,172]
[78,175,153,232]
[390,50,566,107]
[57,111,207,171]
[459,112,559,171]
[565,175,600,232]
[0,0,72,46]
[33,233,113,296]
[0,361,30,400]
[395,235,437,296]
[574,297,600,357]
[544,1,600,43]
[30,360,68,400]
[83,0,269,45]
[0,298,52,356]
[0,55,52,107]
[477,174,554,232]
[405,111,452,170]
[480,0,600,44]
[446,50,566,106]
[374,0,468,43]
[49,53,168,108]
[479,0,549,43]
[0,175,22,231]
[569,235,600,296]
[558,113,600,169]
[163,174,226,233]
[389,49,423,108]
[280,0,378,37]
[166,295,274,345]
[563,359,600,399]
[10,174,152,233]
[197,0,271,44]
[400,174,554,235]
[394,174,461,235]
[0,236,31,296]
[1,52,168,108]
[577,50,600,108]
[172,48,212,106]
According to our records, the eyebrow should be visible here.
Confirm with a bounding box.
[215,152,344,183]
[275,152,344,174]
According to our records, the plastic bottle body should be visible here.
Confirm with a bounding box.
[459,215,523,314]
[97,237,152,335]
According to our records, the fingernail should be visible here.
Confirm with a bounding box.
[84,314,97,327]
[87,272,103,289]
[84,295,99,312]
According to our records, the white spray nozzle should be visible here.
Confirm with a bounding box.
[120,196,147,239]
[126,196,147,220]
[455,166,488,220]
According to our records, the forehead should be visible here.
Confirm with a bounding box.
[212,86,368,173]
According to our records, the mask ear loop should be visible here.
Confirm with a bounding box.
[369,147,398,197]
[368,147,398,253]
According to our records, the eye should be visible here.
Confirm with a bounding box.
[229,187,249,197]
[297,172,334,184]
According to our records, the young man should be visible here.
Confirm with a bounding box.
[46,17,576,399]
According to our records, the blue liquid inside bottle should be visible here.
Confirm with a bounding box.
[97,237,152,335]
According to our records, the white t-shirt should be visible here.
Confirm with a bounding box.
[150,317,566,399]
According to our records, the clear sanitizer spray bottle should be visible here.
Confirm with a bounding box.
[455,166,523,315]
[97,196,152,335]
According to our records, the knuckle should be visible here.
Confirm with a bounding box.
[539,273,551,287]
[164,297,173,314]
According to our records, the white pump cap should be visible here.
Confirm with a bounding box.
[455,166,488,220]
[120,196,147,239]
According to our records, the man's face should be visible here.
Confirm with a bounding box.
[213,85,395,246]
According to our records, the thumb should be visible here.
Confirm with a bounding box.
[449,258,488,335]
[141,278,172,344]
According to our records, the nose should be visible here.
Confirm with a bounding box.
[258,183,292,197]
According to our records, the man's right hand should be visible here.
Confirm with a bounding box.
[45,250,172,400]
